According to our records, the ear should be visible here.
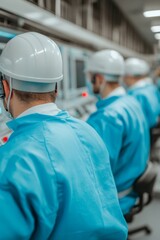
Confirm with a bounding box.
[2,80,10,100]
[95,74,104,84]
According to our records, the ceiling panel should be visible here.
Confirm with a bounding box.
[112,0,160,45]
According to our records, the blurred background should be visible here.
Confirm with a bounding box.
[1,1,160,239]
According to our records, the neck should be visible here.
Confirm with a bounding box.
[129,76,145,87]
[101,82,120,99]
[12,100,53,118]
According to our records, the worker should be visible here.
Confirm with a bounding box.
[123,58,160,128]
[0,32,127,240]
[154,66,160,91]
[86,50,150,215]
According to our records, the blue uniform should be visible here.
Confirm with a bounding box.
[127,81,160,128]
[87,93,149,215]
[0,111,127,240]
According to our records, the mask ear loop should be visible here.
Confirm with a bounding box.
[6,77,12,112]
[91,74,97,84]
[55,82,58,93]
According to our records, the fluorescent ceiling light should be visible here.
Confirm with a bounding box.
[0,31,16,38]
[155,33,160,40]
[151,26,160,32]
[143,10,160,18]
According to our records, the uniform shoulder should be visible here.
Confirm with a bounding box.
[0,130,50,178]
[87,103,124,129]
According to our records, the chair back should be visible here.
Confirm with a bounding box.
[132,162,157,214]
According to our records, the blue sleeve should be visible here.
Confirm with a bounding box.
[133,86,160,127]
[0,147,58,240]
[87,114,124,172]
[136,94,158,127]
[0,185,34,239]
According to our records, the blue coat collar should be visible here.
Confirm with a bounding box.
[96,95,122,109]
[7,110,69,131]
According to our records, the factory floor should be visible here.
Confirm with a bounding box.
[128,197,160,240]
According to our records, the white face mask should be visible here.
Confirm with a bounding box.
[0,77,13,120]
[119,77,128,90]
[86,80,102,101]
[0,99,13,120]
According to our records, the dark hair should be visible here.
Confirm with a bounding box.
[14,89,56,103]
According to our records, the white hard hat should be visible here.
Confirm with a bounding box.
[0,32,63,92]
[125,58,150,76]
[86,50,125,80]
